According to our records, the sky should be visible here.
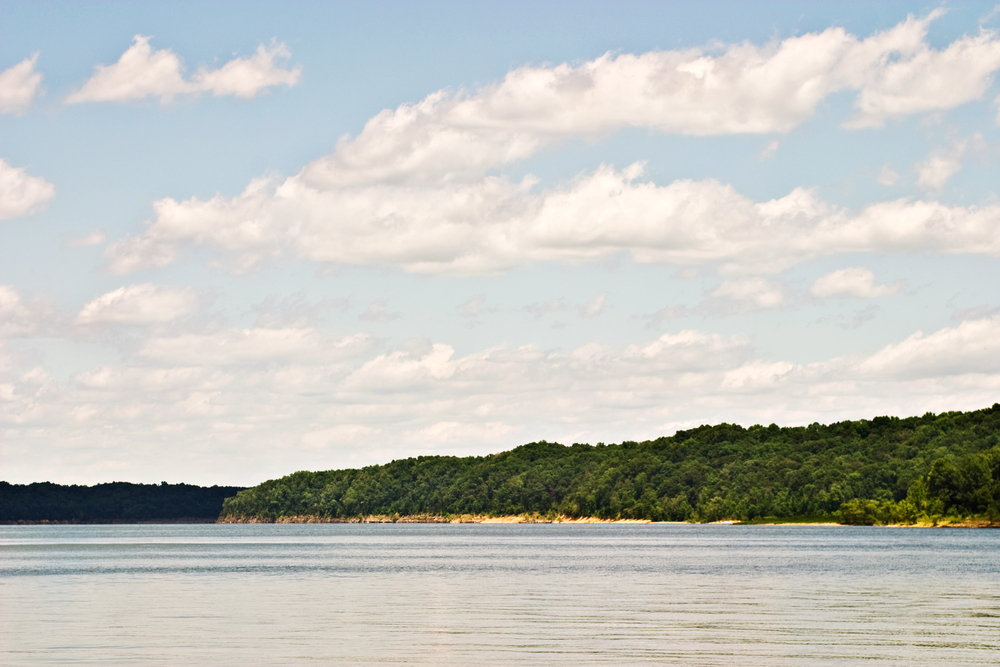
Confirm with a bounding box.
[2,1,999,486]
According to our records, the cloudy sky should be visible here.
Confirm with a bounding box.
[2,2,999,486]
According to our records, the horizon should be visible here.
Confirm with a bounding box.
[2,1,999,487]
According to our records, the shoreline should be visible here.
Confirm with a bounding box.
[215,514,1000,528]
[5,515,996,528]
[216,513,657,524]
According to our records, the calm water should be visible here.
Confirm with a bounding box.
[1,524,998,665]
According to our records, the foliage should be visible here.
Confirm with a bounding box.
[0,481,246,523]
[838,445,1000,525]
[222,405,1000,523]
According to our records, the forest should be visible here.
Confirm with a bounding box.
[220,405,1000,525]
[0,481,246,523]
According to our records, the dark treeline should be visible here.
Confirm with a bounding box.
[0,481,246,523]
[222,405,1000,524]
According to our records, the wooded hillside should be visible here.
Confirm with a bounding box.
[221,405,1000,524]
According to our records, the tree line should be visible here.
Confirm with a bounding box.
[0,481,246,523]
[221,405,1000,524]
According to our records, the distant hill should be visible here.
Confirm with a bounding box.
[0,481,246,523]
[221,405,1000,525]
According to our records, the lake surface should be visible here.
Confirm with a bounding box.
[1,523,997,665]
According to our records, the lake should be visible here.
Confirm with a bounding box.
[1,523,997,665]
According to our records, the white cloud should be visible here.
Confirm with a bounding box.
[298,11,1000,187]
[916,155,959,191]
[856,316,1000,379]
[105,165,1000,276]
[721,360,796,390]
[580,292,608,318]
[66,36,188,104]
[843,14,1000,127]
[76,284,200,325]
[711,277,784,311]
[916,138,968,190]
[65,36,301,104]
[99,13,1000,277]
[345,343,460,389]
[876,165,898,186]
[810,267,903,299]
[0,54,43,114]
[191,42,302,98]
[0,159,55,220]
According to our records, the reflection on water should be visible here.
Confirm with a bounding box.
[1,524,997,665]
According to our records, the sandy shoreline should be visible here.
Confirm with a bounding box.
[4,516,995,527]
[6,515,994,527]
[215,514,999,527]
[217,513,657,524]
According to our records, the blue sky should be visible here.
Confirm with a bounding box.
[2,2,999,485]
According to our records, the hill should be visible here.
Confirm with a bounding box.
[221,405,1000,525]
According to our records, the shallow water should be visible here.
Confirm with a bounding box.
[1,523,997,665]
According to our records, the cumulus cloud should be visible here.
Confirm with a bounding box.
[810,267,903,299]
[105,165,1000,276]
[99,13,1000,277]
[843,13,1000,128]
[3,316,998,483]
[0,159,55,220]
[856,316,1000,379]
[76,284,200,325]
[65,36,301,104]
[0,54,43,114]
[299,11,1000,187]
[192,42,302,98]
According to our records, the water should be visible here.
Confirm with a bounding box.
[1,524,997,666]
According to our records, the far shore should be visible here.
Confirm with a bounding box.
[217,513,655,525]
[214,514,1000,528]
[5,515,995,528]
